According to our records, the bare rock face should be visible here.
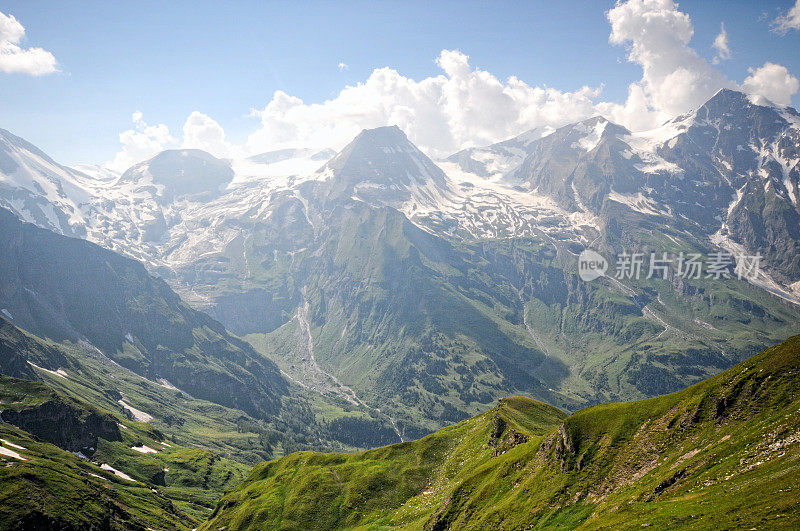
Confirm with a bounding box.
[0,377,121,456]
[488,411,530,457]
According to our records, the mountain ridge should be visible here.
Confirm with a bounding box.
[0,206,289,419]
[203,334,800,530]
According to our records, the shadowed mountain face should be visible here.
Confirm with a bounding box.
[0,90,798,438]
[203,335,800,531]
[0,207,288,420]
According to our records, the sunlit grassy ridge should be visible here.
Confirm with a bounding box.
[204,335,800,530]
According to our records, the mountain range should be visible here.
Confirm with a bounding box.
[1,89,800,441]
[0,87,798,529]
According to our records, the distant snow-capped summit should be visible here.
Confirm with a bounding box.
[0,88,798,300]
[121,149,234,202]
[444,126,550,180]
[0,128,90,237]
[314,125,457,211]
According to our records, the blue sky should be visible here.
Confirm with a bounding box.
[0,0,799,167]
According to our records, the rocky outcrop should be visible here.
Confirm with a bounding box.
[0,386,121,456]
[488,412,530,457]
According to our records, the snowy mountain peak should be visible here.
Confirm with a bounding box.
[353,124,409,145]
[320,125,448,189]
[121,149,234,202]
[558,116,629,153]
[312,126,456,215]
[700,88,795,115]
[444,126,552,180]
[684,88,800,130]
[1,87,799,302]
[0,128,90,237]
[0,128,60,169]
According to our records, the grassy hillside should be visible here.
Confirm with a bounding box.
[204,335,800,530]
[0,374,253,526]
[0,420,197,530]
[0,317,299,462]
[1,314,401,463]
[0,207,411,453]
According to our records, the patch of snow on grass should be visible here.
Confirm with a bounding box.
[118,399,154,422]
[0,445,26,461]
[100,463,136,482]
[157,379,179,391]
[0,439,26,450]
[26,361,68,379]
[131,445,158,454]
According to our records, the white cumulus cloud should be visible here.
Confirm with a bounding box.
[773,0,800,34]
[741,62,800,106]
[181,111,235,159]
[603,0,734,128]
[106,112,175,172]
[106,0,800,171]
[712,23,730,64]
[245,49,600,158]
[0,11,57,75]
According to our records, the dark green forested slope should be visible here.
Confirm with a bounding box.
[204,335,800,530]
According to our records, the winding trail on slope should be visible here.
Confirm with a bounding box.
[292,289,405,442]
[517,289,552,358]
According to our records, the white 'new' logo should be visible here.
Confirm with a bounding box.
[578,249,607,281]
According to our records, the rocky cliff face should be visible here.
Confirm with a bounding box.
[0,376,121,455]
[0,400,121,456]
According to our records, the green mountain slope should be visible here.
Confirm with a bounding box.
[0,375,122,455]
[0,312,410,468]
[0,208,405,452]
[4,123,800,444]
[0,207,287,420]
[0,316,326,462]
[0,373,256,526]
[204,335,800,530]
[0,420,195,530]
[240,195,800,437]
